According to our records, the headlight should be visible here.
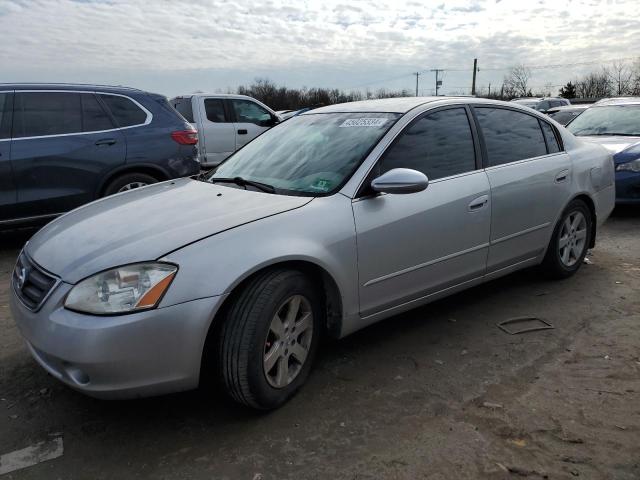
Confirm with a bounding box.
[616,159,640,172]
[65,263,177,314]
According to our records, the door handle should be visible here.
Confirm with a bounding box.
[468,195,489,212]
[95,139,117,146]
[237,129,248,135]
[555,169,569,183]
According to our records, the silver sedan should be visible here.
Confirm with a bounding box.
[10,97,615,409]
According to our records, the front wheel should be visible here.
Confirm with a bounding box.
[541,199,592,279]
[218,269,322,410]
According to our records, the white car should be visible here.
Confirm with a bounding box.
[170,94,279,167]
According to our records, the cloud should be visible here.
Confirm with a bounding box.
[0,0,639,96]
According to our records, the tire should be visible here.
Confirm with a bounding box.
[541,199,592,279]
[218,269,322,410]
[103,173,159,196]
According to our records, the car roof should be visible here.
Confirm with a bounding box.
[593,97,640,106]
[172,93,256,100]
[307,96,549,114]
[0,83,146,95]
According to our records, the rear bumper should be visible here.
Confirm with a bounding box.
[615,171,640,204]
[10,280,222,399]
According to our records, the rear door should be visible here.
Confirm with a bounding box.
[10,91,126,219]
[472,106,571,275]
[196,97,235,167]
[0,91,15,222]
[229,98,276,149]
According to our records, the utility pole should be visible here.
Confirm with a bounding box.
[430,69,443,96]
[414,72,421,97]
[471,58,478,96]
[488,82,491,97]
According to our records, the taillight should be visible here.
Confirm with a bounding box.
[171,129,198,145]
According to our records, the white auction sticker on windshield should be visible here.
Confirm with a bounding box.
[339,118,388,127]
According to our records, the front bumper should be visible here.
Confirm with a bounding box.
[615,170,640,204]
[10,280,223,399]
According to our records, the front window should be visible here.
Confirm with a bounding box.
[208,112,399,195]
[567,105,640,136]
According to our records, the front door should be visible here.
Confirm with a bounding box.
[353,106,491,317]
[10,91,126,218]
[197,97,236,167]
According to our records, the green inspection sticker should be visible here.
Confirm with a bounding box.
[310,179,332,192]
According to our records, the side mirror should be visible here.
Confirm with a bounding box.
[370,168,429,194]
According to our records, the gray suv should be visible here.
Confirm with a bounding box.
[0,84,200,227]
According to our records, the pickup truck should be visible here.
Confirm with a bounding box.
[170,94,279,167]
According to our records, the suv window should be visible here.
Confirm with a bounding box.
[99,94,147,127]
[81,94,114,132]
[381,107,476,180]
[475,107,547,166]
[13,92,83,138]
[171,97,194,123]
[0,93,12,140]
[231,99,272,125]
[539,121,561,153]
[204,99,228,123]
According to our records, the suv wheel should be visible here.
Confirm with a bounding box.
[103,173,159,196]
[218,269,322,410]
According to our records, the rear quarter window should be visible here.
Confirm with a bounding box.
[99,94,148,128]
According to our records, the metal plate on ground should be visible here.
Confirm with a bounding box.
[497,317,554,335]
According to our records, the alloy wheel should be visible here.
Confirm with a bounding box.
[263,295,314,389]
[558,210,587,267]
[118,182,148,192]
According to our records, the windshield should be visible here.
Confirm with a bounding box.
[567,105,640,136]
[208,112,400,196]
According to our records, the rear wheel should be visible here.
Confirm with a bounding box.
[103,173,159,196]
[541,199,592,279]
[218,269,322,410]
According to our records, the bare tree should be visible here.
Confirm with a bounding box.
[609,61,633,95]
[575,69,612,98]
[503,64,532,98]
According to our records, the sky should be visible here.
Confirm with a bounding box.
[1,0,639,98]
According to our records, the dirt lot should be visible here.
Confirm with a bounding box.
[1,209,639,480]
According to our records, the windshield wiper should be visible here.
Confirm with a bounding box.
[209,176,276,193]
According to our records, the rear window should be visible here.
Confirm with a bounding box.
[171,97,194,123]
[0,93,12,139]
[475,107,547,166]
[99,94,148,127]
[13,92,83,138]
[204,99,228,123]
[81,94,114,132]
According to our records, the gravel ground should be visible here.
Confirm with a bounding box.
[0,207,638,479]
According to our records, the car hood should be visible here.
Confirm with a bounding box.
[26,178,313,283]
[579,135,640,154]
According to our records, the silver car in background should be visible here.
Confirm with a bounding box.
[10,97,615,410]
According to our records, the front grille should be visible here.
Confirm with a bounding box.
[12,252,58,311]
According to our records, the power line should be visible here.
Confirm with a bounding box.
[344,56,639,91]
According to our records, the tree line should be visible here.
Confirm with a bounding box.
[495,59,640,99]
[224,59,640,111]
